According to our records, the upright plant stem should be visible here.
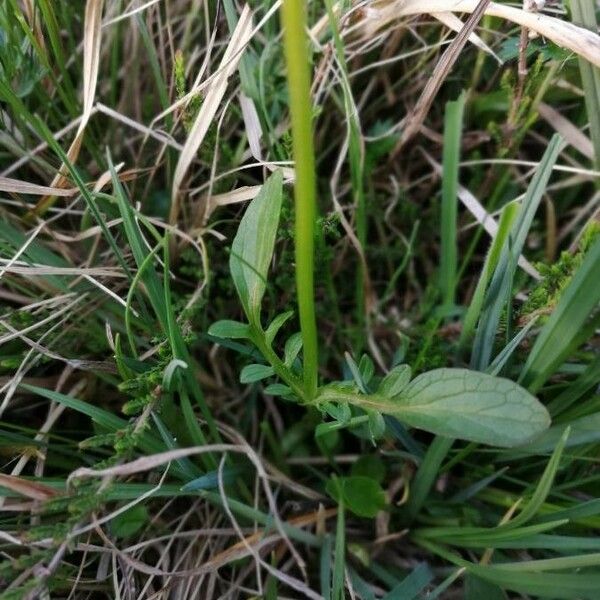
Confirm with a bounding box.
[281,0,319,400]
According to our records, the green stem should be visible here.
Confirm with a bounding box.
[252,328,306,400]
[281,0,319,400]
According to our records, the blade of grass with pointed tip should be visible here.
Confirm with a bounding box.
[460,200,519,347]
[382,563,434,600]
[472,135,563,369]
[108,154,167,329]
[547,354,600,416]
[440,91,466,308]
[507,428,569,527]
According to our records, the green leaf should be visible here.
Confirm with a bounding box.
[472,135,564,370]
[392,369,550,447]
[284,332,303,367]
[21,384,127,432]
[368,411,386,441]
[460,201,520,347]
[378,364,412,397]
[439,91,466,308]
[208,320,251,339]
[162,358,187,391]
[465,575,507,600]
[230,170,283,325]
[351,455,386,484]
[263,383,293,397]
[513,412,600,455]
[111,504,149,539]
[323,401,351,424]
[506,427,568,528]
[345,352,368,393]
[382,563,434,600]
[265,310,294,345]
[240,364,275,384]
[358,354,375,385]
[181,466,243,491]
[326,476,386,518]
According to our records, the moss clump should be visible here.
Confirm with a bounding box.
[520,222,600,323]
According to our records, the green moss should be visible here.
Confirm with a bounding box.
[521,222,600,323]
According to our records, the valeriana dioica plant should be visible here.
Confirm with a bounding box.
[209,168,550,447]
[207,2,550,449]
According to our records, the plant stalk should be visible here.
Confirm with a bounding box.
[281,0,319,400]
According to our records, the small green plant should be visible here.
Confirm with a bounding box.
[210,170,550,448]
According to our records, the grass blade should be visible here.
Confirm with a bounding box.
[472,135,563,370]
[440,91,466,308]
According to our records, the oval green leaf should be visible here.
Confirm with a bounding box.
[392,369,550,448]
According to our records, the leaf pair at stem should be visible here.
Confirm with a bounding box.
[209,171,551,448]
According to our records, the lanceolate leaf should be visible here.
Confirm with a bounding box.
[208,320,252,340]
[240,364,275,383]
[265,310,294,345]
[392,369,550,447]
[230,170,283,325]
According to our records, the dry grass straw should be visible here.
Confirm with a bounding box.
[392,0,492,154]
[0,176,77,196]
[33,0,105,216]
[362,0,600,69]
[169,5,253,226]
[538,103,594,160]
